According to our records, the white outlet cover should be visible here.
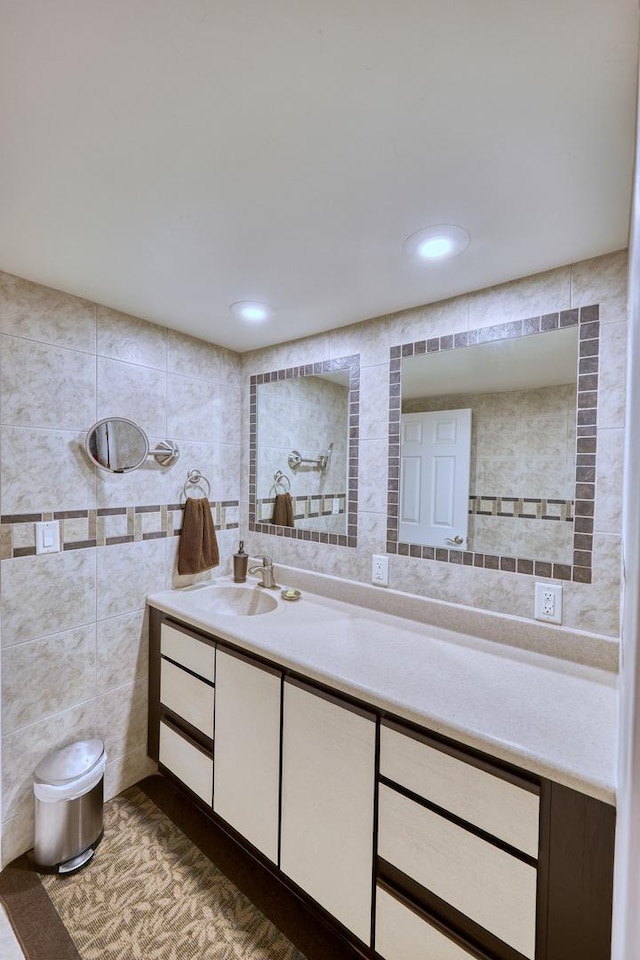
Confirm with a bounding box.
[372,554,389,587]
[534,581,563,624]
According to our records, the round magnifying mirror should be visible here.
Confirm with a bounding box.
[85,418,149,473]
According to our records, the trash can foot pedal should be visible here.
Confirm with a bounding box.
[58,847,95,874]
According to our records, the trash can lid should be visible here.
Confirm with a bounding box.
[34,738,105,786]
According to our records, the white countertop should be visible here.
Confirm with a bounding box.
[147,578,618,805]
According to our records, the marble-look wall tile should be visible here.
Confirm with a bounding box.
[563,534,622,637]
[599,295,627,326]
[97,306,167,370]
[1,808,34,868]
[167,329,240,385]
[0,427,96,514]
[571,250,627,307]
[359,440,389,514]
[1,336,96,430]
[96,678,148,762]
[468,265,572,329]
[463,566,536,620]
[241,332,331,375]
[166,373,217,443]
[104,747,156,803]
[96,539,166,619]
[96,443,168,509]
[597,321,627,429]
[390,554,463,604]
[594,428,624,535]
[392,295,469,345]
[96,610,148,695]
[0,272,96,353]
[330,315,390,367]
[359,364,392,440]
[97,357,167,438]
[2,699,97,821]
[1,549,96,645]
[2,625,96,732]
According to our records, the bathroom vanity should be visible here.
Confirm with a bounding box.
[147,579,617,960]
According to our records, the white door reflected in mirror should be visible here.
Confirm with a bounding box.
[399,410,471,548]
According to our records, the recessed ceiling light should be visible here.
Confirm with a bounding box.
[229,301,273,323]
[403,224,470,261]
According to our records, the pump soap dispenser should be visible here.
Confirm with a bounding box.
[233,541,248,583]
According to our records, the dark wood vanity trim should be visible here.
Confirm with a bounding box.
[147,607,616,960]
[248,354,360,548]
[159,705,214,755]
[387,305,600,583]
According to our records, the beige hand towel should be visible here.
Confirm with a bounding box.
[178,498,220,575]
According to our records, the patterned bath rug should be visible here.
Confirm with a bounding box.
[2,784,306,960]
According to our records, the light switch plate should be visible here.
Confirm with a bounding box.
[35,520,61,555]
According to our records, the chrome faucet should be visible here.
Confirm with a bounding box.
[248,555,278,589]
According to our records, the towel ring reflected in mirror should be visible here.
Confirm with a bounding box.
[183,469,211,500]
[271,470,291,495]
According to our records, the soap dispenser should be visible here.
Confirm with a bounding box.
[233,541,248,583]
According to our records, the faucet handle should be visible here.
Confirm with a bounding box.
[254,554,273,567]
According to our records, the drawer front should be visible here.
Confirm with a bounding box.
[376,886,477,960]
[378,784,537,959]
[160,658,214,738]
[159,721,212,805]
[380,725,539,858]
[160,622,215,682]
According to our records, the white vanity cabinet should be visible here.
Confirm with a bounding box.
[280,679,376,945]
[213,647,282,863]
[148,607,616,960]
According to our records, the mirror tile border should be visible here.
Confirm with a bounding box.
[0,500,239,558]
[387,305,599,583]
[249,355,360,547]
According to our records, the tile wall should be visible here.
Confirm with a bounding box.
[0,273,242,865]
[241,250,627,639]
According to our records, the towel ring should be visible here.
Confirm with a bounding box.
[183,469,211,500]
[272,470,291,494]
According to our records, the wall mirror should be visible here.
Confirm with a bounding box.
[387,306,600,583]
[85,417,180,473]
[249,356,359,546]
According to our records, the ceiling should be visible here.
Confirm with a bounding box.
[402,326,578,399]
[1,1,637,353]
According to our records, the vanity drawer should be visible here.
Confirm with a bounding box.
[378,784,537,959]
[376,886,478,960]
[160,622,215,682]
[160,658,214,738]
[159,720,213,805]
[380,724,539,858]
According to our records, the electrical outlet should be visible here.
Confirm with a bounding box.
[534,582,563,624]
[371,554,389,587]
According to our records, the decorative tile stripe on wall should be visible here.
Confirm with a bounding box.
[469,496,574,521]
[0,501,240,559]
[256,493,347,522]
[387,305,599,583]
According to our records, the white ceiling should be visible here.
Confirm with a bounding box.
[402,326,578,399]
[1,1,637,353]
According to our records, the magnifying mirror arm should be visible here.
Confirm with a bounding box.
[149,440,180,467]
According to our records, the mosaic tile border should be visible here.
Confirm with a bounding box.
[0,500,240,559]
[249,356,359,548]
[387,305,599,583]
[256,492,347,523]
[469,496,574,522]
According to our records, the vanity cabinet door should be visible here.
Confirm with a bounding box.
[280,679,376,945]
[213,647,281,863]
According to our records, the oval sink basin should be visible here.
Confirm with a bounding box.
[203,585,278,617]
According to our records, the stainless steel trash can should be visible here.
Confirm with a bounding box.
[33,738,107,874]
